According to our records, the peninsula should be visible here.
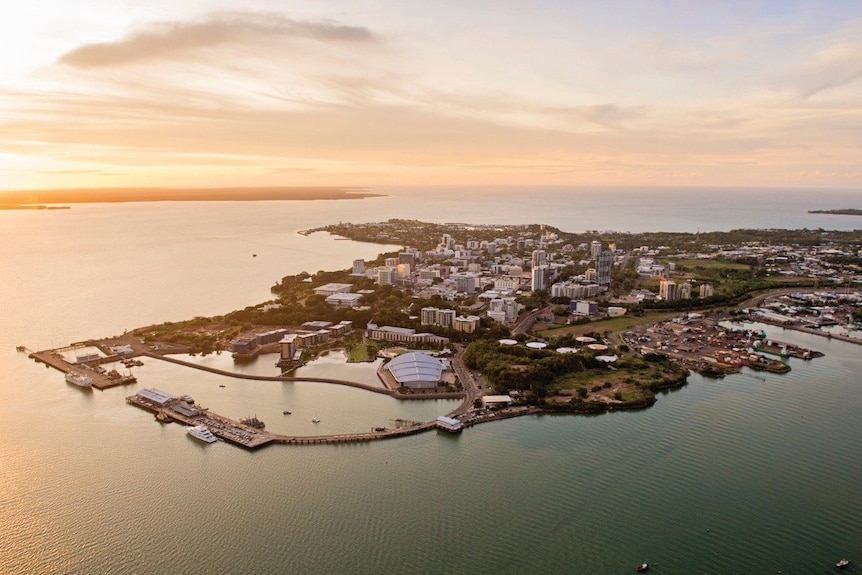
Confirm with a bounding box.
[22,219,862,448]
[808,209,862,216]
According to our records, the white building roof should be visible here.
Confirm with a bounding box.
[136,388,176,406]
[387,352,443,384]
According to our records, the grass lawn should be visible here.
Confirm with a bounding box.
[535,311,679,339]
[675,258,751,271]
[346,340,385,362]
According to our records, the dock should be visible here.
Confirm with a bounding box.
[26,333,527,449]
[29,349,137,390]
[126,394,274,448]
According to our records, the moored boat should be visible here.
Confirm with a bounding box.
[240,415,265,429]
[65,371,93,388]
[186,424,217,443]
[837,558,850,569]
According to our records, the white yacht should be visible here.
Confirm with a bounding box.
[186,424,218,443]
[65,372,93,388]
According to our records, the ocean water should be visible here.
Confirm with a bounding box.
[1,187,861,574]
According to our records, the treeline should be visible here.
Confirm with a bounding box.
[463,339,602,393]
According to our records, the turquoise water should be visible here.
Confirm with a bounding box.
[1,188,861,574]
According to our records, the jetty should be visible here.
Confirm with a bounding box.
[25,333,535,450]
[29,348,137,390]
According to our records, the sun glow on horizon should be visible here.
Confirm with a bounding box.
[1,1,861,191]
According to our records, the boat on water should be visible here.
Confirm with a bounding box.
[837,558,851,569]
[283,410,292,415]
[636,563,650,573]
[240,415,265,429]
[65,372,93,388]
[312,417,321,423]
[186,425,217,443]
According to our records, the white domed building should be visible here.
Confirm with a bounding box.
[386,352,444,390]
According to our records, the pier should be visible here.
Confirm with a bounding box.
[27,333,516,449]
[125,391,440,448]
[29,349,137,390]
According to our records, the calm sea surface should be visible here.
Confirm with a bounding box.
[1,187,861,574]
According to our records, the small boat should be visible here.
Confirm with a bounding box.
[283,410,292,415]
[637,564,650,573]
[837,558,850,569]
[312,417,320,423]
[219,384,226,388]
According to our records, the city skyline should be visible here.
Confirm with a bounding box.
[2,1,861,191]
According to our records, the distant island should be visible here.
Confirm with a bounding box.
[0,186,382,205]
[808,209,862,216]
[0,204,71,210]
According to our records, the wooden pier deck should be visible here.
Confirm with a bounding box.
[126,395,274,448]
[29,349,137,390]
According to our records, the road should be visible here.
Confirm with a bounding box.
[450,344,485,416]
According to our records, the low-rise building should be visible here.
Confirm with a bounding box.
[313,283,354,297]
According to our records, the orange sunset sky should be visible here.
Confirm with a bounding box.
[1,1,861,191]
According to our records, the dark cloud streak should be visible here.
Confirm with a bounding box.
[57,12,375,68]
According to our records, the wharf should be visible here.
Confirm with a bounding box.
[126,395,273,448]
[29,349,137,390]
[752,339,824,360]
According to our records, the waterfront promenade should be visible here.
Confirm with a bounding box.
[28,333,488,448]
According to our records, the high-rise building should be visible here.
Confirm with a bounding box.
[351,259,366,276]
[679,281,692,300]
[531,249,547,268]
[421,307,456,328]
[590,240,602,260]
[531,265,549,292]
[398,252,416,267]
[659,278,677,301]
[503,297,520,323]
[699,283,714,298]
[377,266,396,286]
[451,273,477,293]
[597,250,613,286]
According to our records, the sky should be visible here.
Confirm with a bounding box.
[1,0,862,190]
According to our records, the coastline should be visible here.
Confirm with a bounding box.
[0,186,383,204]
[0,204,71,210]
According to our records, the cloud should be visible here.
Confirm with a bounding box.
[57,12,375,68]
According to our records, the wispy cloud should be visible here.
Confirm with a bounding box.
[57,12,375,68]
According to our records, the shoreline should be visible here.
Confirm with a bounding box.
[0,186,383,204]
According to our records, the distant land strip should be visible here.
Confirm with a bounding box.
[0,204,70,210]
[0,187,382,205]
[808,208,862,216]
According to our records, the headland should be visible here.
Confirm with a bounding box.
[19,219,862,449]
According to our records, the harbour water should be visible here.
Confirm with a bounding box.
[1,187,861,574]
